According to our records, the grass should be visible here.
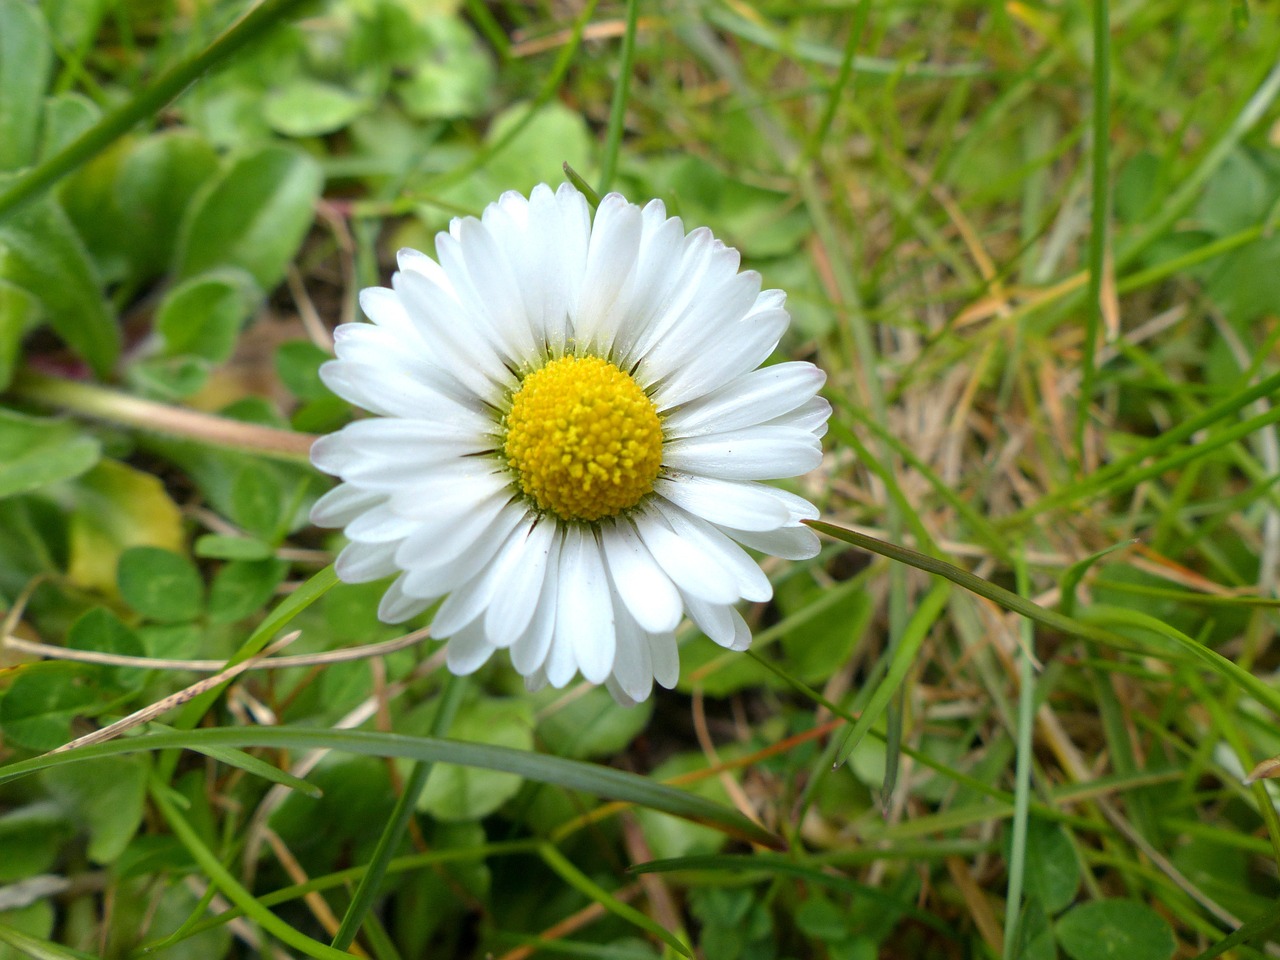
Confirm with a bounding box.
[1,1,1280,959]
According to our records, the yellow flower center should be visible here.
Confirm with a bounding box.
[503,355,663,521]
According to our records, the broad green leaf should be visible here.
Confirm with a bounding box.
[66,606,146,691]
[269,755,396,863]
[229,464,285,539]
[0,805,67,882]
[115,129,220,279]
[128,354,212,401]
[0,0,52,171]
[0,280,41,390]
[174,145,323,290]
[1056,900,1176,960]
[0,192,119,378]
[0,410,99,500]
[41,756,149,864]
[66,459,184,596]
[393,16,492,120]
[0,726,784,849]
[263,79,369,136]
[536,685,652,761]
[207,558,287,624]
[194,534,274,561]
[0,662,103,752]
[0,903,63,960]
[39,93,98,159]
[116,546,204,623]
[275,339,331,401]
[154,269,261,363]
[1023,817,1081,913]
[417,698,535,821]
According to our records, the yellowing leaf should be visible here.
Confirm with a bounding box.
[67,459,184,595]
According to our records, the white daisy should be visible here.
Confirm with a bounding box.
[309,183,829,704]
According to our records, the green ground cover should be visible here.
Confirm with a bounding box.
[1,1,1279,958]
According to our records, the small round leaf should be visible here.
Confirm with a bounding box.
[117,546,204,622]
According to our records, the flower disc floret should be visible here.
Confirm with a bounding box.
[504,355,663,521]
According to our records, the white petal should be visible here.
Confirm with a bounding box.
[652,504,773,603]
[651,307,789,409]
[600,520,683,633]
[343,501,418,543]
[551,527,616,685]
[663,428,823,480]
[647,629,680,689]
[430,518,536,636]
[397,502,526,599]
[511,528,564,676]
[310,483,384,528]
[335,540,400,583]
[393,269,512,403]
[484,518,557,646]
[653,476,791,531]
[765,395,832,437]
[663,361,826,437]
[681,593,738,648]
[633,508,739,604]
[377,575,434,623]
[717,522,821,560]
[573,194,642,353]
[445,619,496,675]
[608,598,653,704]
[637,268,760,387]
[451,217,540,365]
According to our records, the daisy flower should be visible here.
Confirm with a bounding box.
[309,183,829,704]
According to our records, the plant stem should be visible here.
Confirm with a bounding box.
[9,370,315,464]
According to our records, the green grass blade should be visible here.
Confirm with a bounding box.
[597,0,639,193]
[0,0,314,221]
[832,580,949,767]
[150,779,359,960]
[330,673,467,951]
[539,843,692,958]
[0,726,784,849]
[1078,0,1111,456]
[807,520,1280,715]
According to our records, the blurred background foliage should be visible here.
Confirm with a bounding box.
[2,0,1280,958]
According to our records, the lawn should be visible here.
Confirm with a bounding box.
[1,1,1279,958]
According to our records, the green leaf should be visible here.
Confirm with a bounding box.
[229,464,285,540]
[0,279,39,389]
[128,354,212,401]
[393,16,493,120]
[39,93,98,160]
[66,459,185,597]
[0,805,67,882]
[417,698,535,821]
[275,339,331,401]
[41,756,149,864]
[1055,900,1176,960]
[207,558,288,624]
[154,269,261,363]
[194,534,274,561]
[174,145,323,290]
[0,410,100,500]
[0,726,784,849]
[536,685,653,761]
[0,191,119,378]
[1023,817,1081,913]
[116,545,204,623]
[0,0,52,172]
[0,663,103,752]
[66,606,147,691]
[115,129,220,279]
[263,79,369,136]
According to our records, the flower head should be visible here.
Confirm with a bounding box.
[310,184,830,703]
